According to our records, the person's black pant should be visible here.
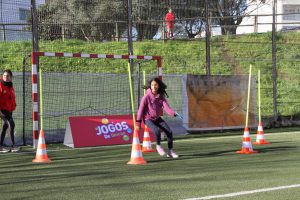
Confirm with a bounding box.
[145,117,173,149]
[0,110,15,146]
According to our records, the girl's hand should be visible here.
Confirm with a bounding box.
[135,126,140,131]
[175,112,183,120]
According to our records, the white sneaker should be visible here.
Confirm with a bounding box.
[11,146,21,153]
[156,145,166,156]
[167,149,179,158]
[0,146,10,153]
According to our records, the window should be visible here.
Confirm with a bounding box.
[19,8,30,21]
[283,5,300,21]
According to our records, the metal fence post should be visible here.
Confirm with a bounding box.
[272,0,279,121]
[115,22,119,41]
[205,0,211,76]
[2,24,6,41]
[127,0,134,72]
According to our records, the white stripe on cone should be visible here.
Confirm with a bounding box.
[243,131,250,137]
[37,148,47,155]
[132,137,140,145]
[242,141,253,151]
[143,141,151,147]
[257,134,264,140]
[130,150,142,158]
[143,131,149,137]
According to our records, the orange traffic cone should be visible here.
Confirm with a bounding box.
[236,127,258,154]
[253,122,270,145]
[127,129,147,165]
[142,126,155,153]
[32,130,51,163]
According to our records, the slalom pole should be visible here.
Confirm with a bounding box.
[127,63,147,165]
[128,63,136,129]
[39,66,44,131]
[254,69,270,145]
[245,64,252,128]
[258,69,261,123]
[32,66,51,163]
[143,71,146,96]
[236,64,258,154]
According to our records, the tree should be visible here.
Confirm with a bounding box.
[35,2,65,40]
[209,0,268,35]
[174,0,206,38]
[132,0,165,40]
[36,0,127,41]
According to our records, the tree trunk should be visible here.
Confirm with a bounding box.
[136,23,159,40]
[220,18,237,35]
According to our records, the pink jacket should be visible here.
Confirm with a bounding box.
[136,89,175,126]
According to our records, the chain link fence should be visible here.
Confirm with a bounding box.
[0,0,299,144]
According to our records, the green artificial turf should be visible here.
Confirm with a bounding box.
[0,130,299,200]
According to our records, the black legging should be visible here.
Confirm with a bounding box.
[0,110,15,146]
[145,117,173,149]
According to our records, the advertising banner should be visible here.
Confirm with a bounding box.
[64,114,155,148]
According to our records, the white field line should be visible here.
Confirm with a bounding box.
[183,184,300,200]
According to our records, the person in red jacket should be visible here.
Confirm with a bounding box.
[165,8,175,39]
[0,69,19,153]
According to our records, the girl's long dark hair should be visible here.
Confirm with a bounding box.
[144,77,169,98]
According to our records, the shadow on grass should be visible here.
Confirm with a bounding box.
[255,145,297,153]
[147,145,297,163]
[147,149,234,163]
[0,168,112,186]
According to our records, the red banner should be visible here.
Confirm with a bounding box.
[64,114,156,148]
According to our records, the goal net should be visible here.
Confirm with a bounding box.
[31,52,162,147]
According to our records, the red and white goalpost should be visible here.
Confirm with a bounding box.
[31,51,162,148]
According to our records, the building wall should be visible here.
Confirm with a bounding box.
[237,0,300,34]
[0,0,45,41]
[0,0,31,23]
[282,0,300,30]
